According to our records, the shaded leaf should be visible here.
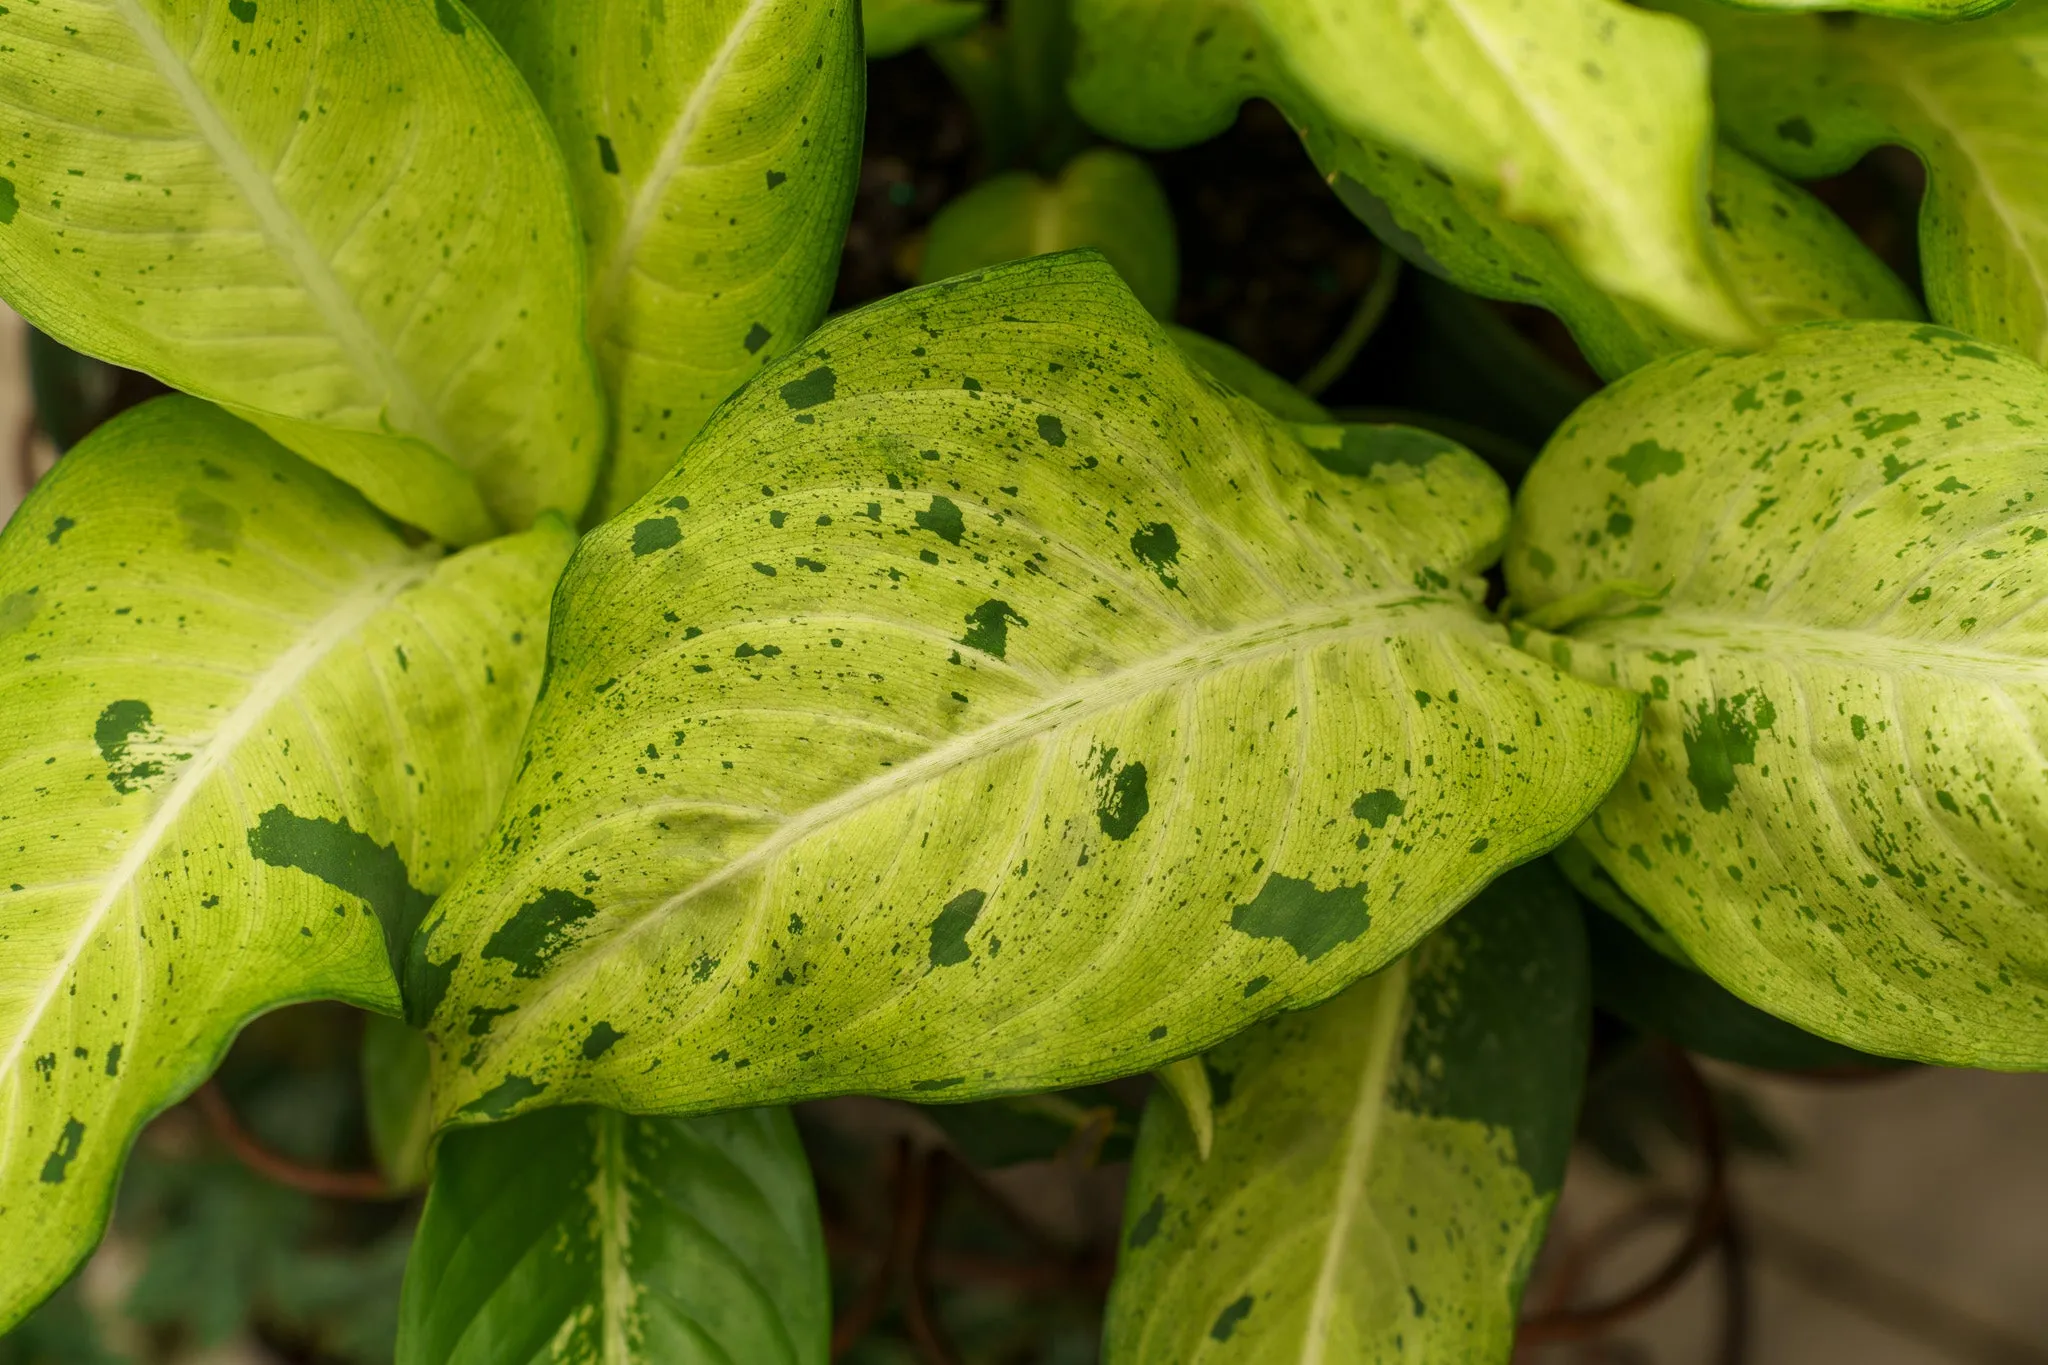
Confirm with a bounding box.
[863,0,988,58]
[361,1014,434,1193]
[1166,326,1330,424]
[413,253,1639,1127]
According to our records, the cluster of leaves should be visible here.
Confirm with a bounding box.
[1,0,2044,1358]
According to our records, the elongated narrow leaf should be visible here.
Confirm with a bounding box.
[398,1105,827,1365]
[1068,0,1755,348]
[1696,0,2010,22]
[1330,138,1920,381]
[472,0,865,519]
[1105,863,1588,1362]
[0,0,604,545]
[413,252,1638,1127]
[1508,320,2048,1068]
[0,397,571,1327]
[1670,0,2048,365]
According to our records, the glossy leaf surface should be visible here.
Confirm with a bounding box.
[415,253,1639,1126]
[398,1105,826,1365]
[1675,0,2048,366]
[1105,863,1588,1362]
[1068,0,1755,348]
[0,0,603,544]
[473,0,866,519]
[0,398,570,1327]
[1509,321,2048,1068]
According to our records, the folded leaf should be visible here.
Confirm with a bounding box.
[473,0,866,519]
[1508,320,2048,1068]
[1670,0,2048,365]
[1165,327,1330,424]
[1329,138,1920,381]
[0,397,571,1327]
[0,0,604,544]
[414,252,1638,1127]
[1105,862,1588,1362]
[863,0,988,58]
[397,1105,827,1365]
[1068,0,1756,348]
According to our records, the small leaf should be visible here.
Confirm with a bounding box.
[0,0,604,543]
[920,148,1180,317]
[1151,1057,1213,1161]
[1069,0,1758,348]
[415,253,1638,1127]
[1509,319,2048,1067]
[1105,863,1589,1362]
[0,398,570,1328]
[1674,0,2048,365]
[361,1015,434,1194]
[472,0,866,518]
[863,0,988,58]
[397,1106,828,1365]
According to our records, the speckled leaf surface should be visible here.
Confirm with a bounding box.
[413,253,1639,1127]
[398,1105,827,1365]
[1671,0,2048,366]
[0,0,603,545]
[1104,863,1588,1363]
[1508,320,2048,1068]
[1068,0,1756,350]
[0,398,570,1327]
[472,0,865,520]
[1329,138,1920,382]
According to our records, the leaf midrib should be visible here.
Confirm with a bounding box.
[1566,607,2048,681]
[0,553,435,1089]
[110,0,461,456]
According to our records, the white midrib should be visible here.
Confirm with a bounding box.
[1566,608,2048,682]
[592,1111,635,1365]
[112,0,460,455]
[0,558,433,1090]
[588,0,774,343]
[1298,957,1411,1364]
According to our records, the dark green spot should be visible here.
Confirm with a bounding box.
[743,322,771,354]
[458,1075,546,1121]
[94,699,172,794]
[1682,693,1770,813]
[765,169,786,189]
[960,599,1025,658]
[1230,875,1369,961]
[1352,789,1404,828]
[246,806,434,981]
[39,1117,84,1184]
[1128,1194,1166,1248]
[1776,115,1814,146]
[0,178,16,225]
[1130,522,1181,590]
[916,495,965,545]
[780,365,836,410]
[177,489,240,553]
[596,134,619,174]
[46,517,75,546]
[928,888,986,967]
[1036,414,1067,447]
[433,0,465,33]
[632,516,682,555]
[911,1076,965,1091]
[1333,424,1457,472]
[582,1022,624,1060]
[1097,761,1149,840]
[1210,1295,1253,1342]
[104,1044,121,1077]
[1607,440,1684,486]
[481,887,598,979]
[228,0,255,20]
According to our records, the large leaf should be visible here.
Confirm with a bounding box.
[1104,863,1588,1362]
[1329,138,1921,381]
[472,0,866,520]
[0,397,571,1327]
[1067,0,1756,348]
[0,0,603,545]
[1669,0,2048,366]
[1507,319,2048,1068]
[398,1105,827,1365]
[412,252,1640,1126]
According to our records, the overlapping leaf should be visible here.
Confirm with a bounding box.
[1509,320,2048,1068]
[863,0,987,57]
[398,1106,827,1365]
[1695,0,2011,23]
[1105,863,1588,1362]
[1067,0,1755,348]
[413,253,1639,1126]
[473,0,866,519]
[0,398,570,1327]
[0,0,603,544]
[1670,0,2048,365]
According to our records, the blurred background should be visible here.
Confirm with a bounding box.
[4,20,2048,1365]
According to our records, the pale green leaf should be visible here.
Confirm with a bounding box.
[412,252,1638,1127]
[1105,863,1588,1363]
[397,1105,827,1365]
[1151,1057,1213,1161]
[1165,326,1330,424]
[1551,835,1693,967]
[0,0,604,545]
[472,0,866,520]
[863,0,987,58]
[919,148,1180,317]
[1507,319,2048,1068]
[0,397,571,1327]
[362,1014,434,1194]
[1669,0,2048,365]
[1068,0,1758,348]
[1329,139,1921,381]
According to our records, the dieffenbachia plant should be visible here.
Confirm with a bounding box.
[1,0,2044,1356]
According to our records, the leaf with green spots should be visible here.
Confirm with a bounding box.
[919,147,1180,317]
[413,253,1637,1128]
[470,0,865,519]
[396,1105,827,1365]
[1670,0,2048,366]
[1068,0,1760,351]
[0,397,570,1328]
[1167,327,1330,424]
[1104,864,1588,1363]
[863,0,988,58]
[1508,319,2048,1068]
[0,0,603,545]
